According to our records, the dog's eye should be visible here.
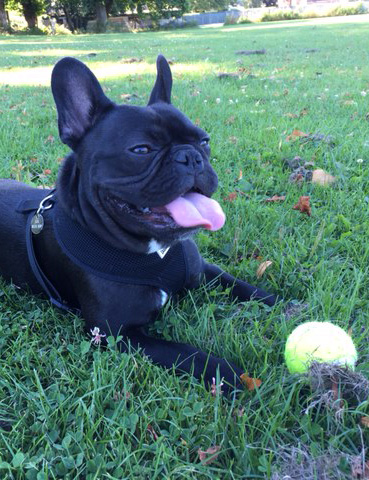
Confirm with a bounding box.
[200,138,210,147]
[131,145,151,154]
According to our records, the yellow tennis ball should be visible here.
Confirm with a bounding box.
[284,321,357,374]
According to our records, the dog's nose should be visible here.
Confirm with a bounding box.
[175,147,203,172]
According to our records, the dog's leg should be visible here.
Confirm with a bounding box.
[203,262,278,307]
[121,327,244,394]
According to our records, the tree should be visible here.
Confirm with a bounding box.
[0,0,9,30]
[95,0,107,31]
[188,0,229,12]
[6,0,46,28]
[52,0,94,32]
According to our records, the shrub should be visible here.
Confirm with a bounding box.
[327,3,368,16]
[224,14,239,25]
[260,10,302,22]
[237,16,253,24]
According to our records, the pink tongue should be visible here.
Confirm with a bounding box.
[164,192,226,231]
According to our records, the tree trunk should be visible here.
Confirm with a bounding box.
[63,7,75,32]
[21,0,38,28]
[105,0,113,15]
[0,0,8,30]
[96,2,107,32]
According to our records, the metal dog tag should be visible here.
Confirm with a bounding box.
[31,213,44,235]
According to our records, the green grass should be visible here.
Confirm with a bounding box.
[0,17,369,479]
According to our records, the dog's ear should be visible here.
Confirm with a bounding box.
[51,57,113,150]
[148,55,172,105]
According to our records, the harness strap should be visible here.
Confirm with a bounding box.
[25,211,72,312]
[17,193,77,314]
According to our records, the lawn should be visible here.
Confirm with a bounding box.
[0,15,369,479]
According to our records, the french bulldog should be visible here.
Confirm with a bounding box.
[0,55,277,394]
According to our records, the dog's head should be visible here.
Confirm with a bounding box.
[51,55,225,253]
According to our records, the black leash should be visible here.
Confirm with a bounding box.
[19,191,76,313]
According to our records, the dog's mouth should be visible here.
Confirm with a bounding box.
[105,190,226,231]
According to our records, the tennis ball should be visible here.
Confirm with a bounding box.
[284,321,357,374]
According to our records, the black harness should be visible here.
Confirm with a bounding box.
[19,192,189,313]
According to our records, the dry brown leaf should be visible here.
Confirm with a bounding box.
[226,115,236,125]
[45,134,55,144]
[241,373,262,390]
[198,445,221,465]
[256,260,273,279]
[233,406,245,418]
[224,192,237,202]
[284,112,299,118]
[286,129,309,141]
[351,456,369,479]
[292,196,311,217]
[331,378,339,402]
[312,168,336,186]
[147,424,159,441]
[264,195,286,203]
[360,416,369,428]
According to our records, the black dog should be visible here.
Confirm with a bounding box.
[0,56,277,394]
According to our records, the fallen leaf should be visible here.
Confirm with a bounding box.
[45,135,55,144]
[147,424,159,441]
[233,406,245,418]
[241,374,262,390]
[290,173,304,184]
[43,169,52,175]
[226,115,236,125]
[284,112,299,118]
[228,136,238,144]
[236,49,266,55]
[351,456,369,479]
[311,168,336,186]
[286,129,309,141]
[256,260,273,279]
[121,57,142,63]
[360,416,369,428]
[198,445,221,465]
[331,377,339,401]
[224,192,238,202]
[264,195,286,203]
[292,196,311,216]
